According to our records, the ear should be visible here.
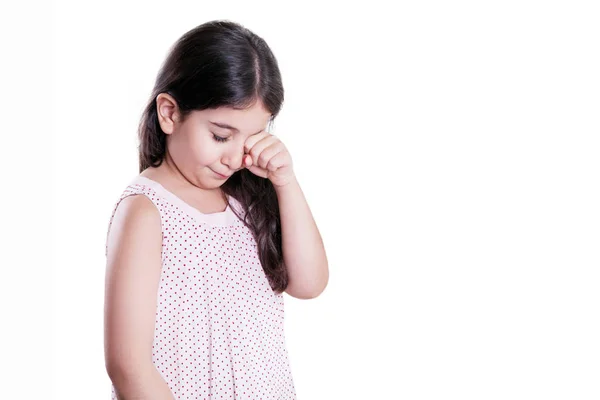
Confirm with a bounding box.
[156,93,181,135]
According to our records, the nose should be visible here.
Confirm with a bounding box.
[223,147,246,172]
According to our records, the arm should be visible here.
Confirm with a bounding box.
[104,195,176,400]
[109,363,176,400]
[275,176,329,299]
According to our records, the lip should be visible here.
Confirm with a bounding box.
[212,170,231,179]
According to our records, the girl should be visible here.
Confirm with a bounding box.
[104,20,329,400]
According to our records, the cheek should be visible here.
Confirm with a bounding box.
[188,132,221,164]
[170,129,219,166]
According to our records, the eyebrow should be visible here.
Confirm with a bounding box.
[209,121,264,136]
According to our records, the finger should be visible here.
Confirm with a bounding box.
[247,163,268,178]
[241,153,250,168]
[266,150,289,171]
[258,142,286,170]
[244,131,273,154]
[248,135,280,168]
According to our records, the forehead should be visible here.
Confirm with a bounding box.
[203,102,271,124]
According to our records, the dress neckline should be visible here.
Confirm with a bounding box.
[132,176,238,226]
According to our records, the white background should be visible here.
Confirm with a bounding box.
[3,0,599,398]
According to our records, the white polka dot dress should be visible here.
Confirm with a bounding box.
[106,176,296,399]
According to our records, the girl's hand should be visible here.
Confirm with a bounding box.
[243,132,295,188]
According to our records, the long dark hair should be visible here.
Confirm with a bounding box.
[137,20,288,294]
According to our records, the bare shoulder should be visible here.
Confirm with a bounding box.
[107,194,162,256]
[111,194,161,232]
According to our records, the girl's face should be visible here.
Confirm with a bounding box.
[157,93,272,190]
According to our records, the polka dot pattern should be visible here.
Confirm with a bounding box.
[106,176,296,399]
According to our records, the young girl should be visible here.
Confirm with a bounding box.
[104,20,328,400]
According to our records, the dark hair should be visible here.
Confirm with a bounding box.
[137,20,288,294]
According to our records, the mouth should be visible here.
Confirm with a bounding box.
[212,169,231,179]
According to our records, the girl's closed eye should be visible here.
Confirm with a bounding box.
[212,133,230,143]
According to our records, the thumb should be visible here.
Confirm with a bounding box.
[243,154,252,168]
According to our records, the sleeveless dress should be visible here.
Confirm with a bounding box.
[106,176,297,399]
